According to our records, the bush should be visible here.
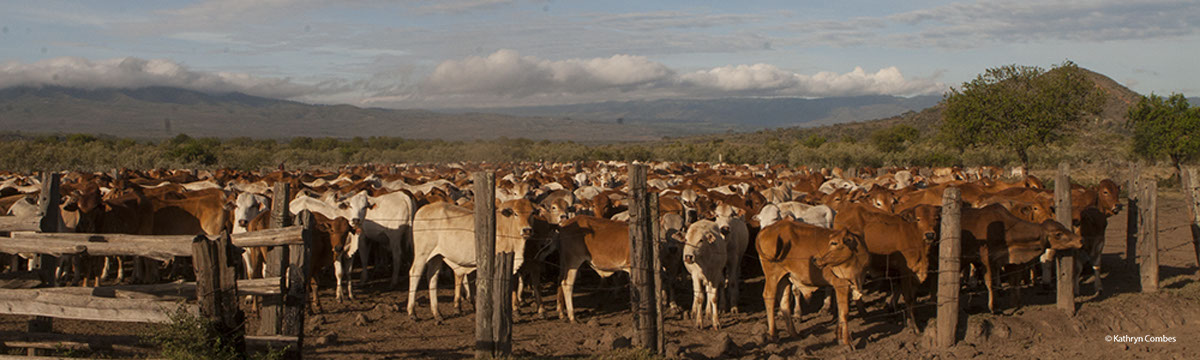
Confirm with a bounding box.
[144,307,286,360]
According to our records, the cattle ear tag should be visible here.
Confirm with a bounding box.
[369,203,378,210]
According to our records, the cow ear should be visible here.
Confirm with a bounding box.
[720,226,731,236]
[899,210,916,222]
[501,208,514,217]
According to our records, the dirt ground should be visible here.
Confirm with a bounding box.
[3,193,1199,359]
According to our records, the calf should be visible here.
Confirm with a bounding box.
[961,204,1083,313]
[682,220,728,329]
[757,220,870,347]
[555,215,629,323]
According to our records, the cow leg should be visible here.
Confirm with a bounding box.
[310,278,322,314]
[530,267,545,318]
[390,235,404,289]
[1040,261,1054,287]
[1092,243,1104,295]
[984,262,997,314]
[451,271,464,314]
[427,261,444,323]
[691,274,704,328]
[901,275,919,334]
[242,249,256,279]
[728,262,741,314]
[560,264,582,323]
[406,253,432,318]
[835,284,853,349]
[116,256,125,283]
[334,254,348,302]
[708,278,721,330]
[359,241,372,286]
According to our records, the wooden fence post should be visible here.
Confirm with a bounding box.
[473,171,496,359]
[260,181,292,336]
[191,232,246,356]
[1182,167,1200,267]
[1139,179,1159,292]
[628,164,658,352]
[937,187,962,349]
[1055,162,1076,315]
[27,172,61,355]
[492,252,514,356]
[649,193,665,354]
[279,210,313,359]
[1127,163,1142,262]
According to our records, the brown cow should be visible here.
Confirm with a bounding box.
[555,215,629,323]
[757,220,870,348]
[247,211,356,312]
[834,203,939,332]
[961,204,1083,313]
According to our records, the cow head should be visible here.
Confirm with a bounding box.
[682,220,723,265]
[659,213,687,264]
[1095,179,1122,216]
[1040,220,1083,250]
[338,190,374,229]
[232,192,270,234]
[755,203,782,228]
[543,198,575,225]
[814,229,868,280]
[899,204,941,244]
[497,199,537,272]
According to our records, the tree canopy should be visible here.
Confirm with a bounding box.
[940,61,1104,165]
[870,124,919,153]
[1127,93,1200,170]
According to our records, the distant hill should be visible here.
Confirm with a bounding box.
[439,95,942,131]
[680,68,1144,146]
[0,86,941,142]
[0,86,670,142]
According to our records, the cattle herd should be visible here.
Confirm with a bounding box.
[0,162,1124,349]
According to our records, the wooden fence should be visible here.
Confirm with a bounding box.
[0,173,312,359]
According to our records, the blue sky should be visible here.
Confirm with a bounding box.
[0,0,1196,108]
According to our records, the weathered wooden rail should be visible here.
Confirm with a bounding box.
[0,173,311,359]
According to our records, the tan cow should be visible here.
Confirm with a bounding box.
[407,199,536,322]
[555,215,629,323]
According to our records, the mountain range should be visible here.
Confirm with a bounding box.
[0,85,940,142]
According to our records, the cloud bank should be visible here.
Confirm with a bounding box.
[374,49,945,107]
[0,56,333,99]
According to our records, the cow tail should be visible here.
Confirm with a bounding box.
[758,234,789,263]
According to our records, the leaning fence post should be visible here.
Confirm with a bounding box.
[260,181,292,336]
[1182,167,1200,267]
[474,171,497,359]
[1139,179,1159,292]
[27,172,61,355]
[937,187,962,349]
[628,164,658,352]
[1055,162,1076,315]
[1127,163,1141,262]
[192,232,246,357]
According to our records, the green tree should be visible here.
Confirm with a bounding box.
[800,134,826,148]
[870,124,919,153]
[940,61,1104,166]
[1127,93,1200,173]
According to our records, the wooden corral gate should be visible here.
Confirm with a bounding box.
[0,173,312,359]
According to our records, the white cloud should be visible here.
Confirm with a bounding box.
[0,56,335,99]
[422,49,675,97]
[368,49,945,107]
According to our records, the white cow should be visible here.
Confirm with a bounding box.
[682,220,728,329]
[713,203,750,313]
[342,189,416,288]
[289,194,366,301]
[232,192,271,279]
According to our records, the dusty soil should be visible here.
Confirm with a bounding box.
[3,194,1199,359]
